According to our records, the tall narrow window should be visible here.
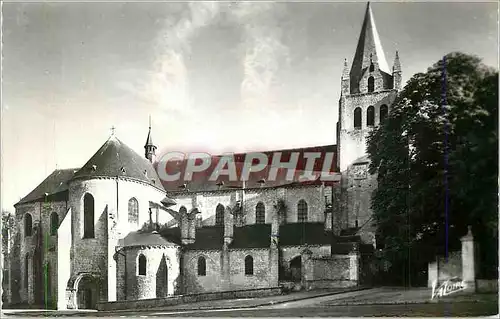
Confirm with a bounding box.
[50,212,59,236]
[197,256,206,276]
[297,200,308,223]
[368,76,375,93]
[24,254,29,289]
[367,106,375,126]
[24,213,32,237]
[138,254,147,275]
[354,107,362,129]
[245,255,254,275]
[380,104,388,122]
[83,193,95,239]
[369,63,375,72]
[215,204,224,226]
[128,197,139,225]
[255,202,265,224]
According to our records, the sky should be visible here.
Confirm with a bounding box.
[1,0,498,211]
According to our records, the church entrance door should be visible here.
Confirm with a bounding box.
[76,276,99,309]
[156,255,168,298]
[290,256,302,282]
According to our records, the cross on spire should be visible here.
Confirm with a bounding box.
[110,126,116,136]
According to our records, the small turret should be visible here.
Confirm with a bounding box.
[341,58,350,95]
[392,51,402,90]
[144,116,157,163]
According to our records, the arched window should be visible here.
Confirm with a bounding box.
[368,76,375,93]
[24,254,29,289]
[380,104,388,121]
[369,63,375,72]
[197,256,206,276]
[128,197,139,225]
[138,254,147,275]
[50,212,59,236]
[83,193,95,239]
[215,204,224,226]
[255,202,265,224]
[367,106,375,126]
[24,213,32,237]
[245,255,254,275]
[297,200,308,223]
[354,107,362,129]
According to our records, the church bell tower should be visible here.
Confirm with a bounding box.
[337,2,402,172]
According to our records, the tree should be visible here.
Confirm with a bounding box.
[367,52,498,285]
[2,211,15,252]
[2,211,15,303]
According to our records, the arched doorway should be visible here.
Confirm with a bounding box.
[290,256,302,282]
[74,275,100,309]
[156,255,168,298]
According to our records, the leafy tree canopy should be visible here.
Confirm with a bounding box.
[367,52,498,278]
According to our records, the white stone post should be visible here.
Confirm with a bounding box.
[461,226,476,292]
[301,249,313,290]
[348,244,360,286]
[427,259,438,288]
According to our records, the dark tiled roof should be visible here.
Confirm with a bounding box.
[160,224,272,250]
[340,227,360,236]
[337,235,362,243]
[331,242,357,254]
[158,227,182,245]
[15,168,79,206]
[279,222,333,246]
[158,144,338,193]
[119,231,178,248]
[231,224,271,249]
[158,223,364,251]
[73,136,163,188]
[185,226,224,250]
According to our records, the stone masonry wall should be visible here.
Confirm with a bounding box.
[281,245,331,275]
[303,256,357,289]
[68,177,167,303]
[342,168,378,245]
[228,249,272,290]
[183,250,223,294]
[338,90,397,172]
[169,184,328,227]
[121,246,180,300]
[12,200,68,305]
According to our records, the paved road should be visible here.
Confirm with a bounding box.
[3,288,498,317]
[150,303,498,317]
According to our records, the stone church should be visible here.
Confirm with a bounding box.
[3,2,402,310]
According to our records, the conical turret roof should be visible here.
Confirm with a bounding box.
[72,135,163,187]
[145,127,154,148]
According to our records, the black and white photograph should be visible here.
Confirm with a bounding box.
[1,0,498,317]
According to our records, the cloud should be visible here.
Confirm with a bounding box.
[229,2,291,109]
[145,2,223,113]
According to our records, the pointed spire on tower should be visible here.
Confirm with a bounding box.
[144,115,157,163]
[393,50,401,72]
[350,2,391,92]
[145,115,153,146]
